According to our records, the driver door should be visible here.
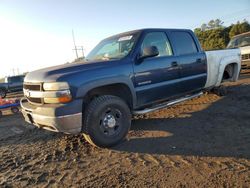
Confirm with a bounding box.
[133,32,181,106]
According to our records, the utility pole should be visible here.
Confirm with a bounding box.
[80,46,84,57]
[72,30,79,59]
[72,30,85,60]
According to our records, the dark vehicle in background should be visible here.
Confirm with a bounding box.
[0,75,25,98]
[21,28,240,148]
[227,31,250,69]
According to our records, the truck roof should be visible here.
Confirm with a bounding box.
[105,28,193,40]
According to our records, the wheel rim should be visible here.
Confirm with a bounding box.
[99,107,122,136]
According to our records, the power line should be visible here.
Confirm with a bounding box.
[221,13,250,22]
[73,46,85,57]
[191,8,250,29]
[218,8,250,20]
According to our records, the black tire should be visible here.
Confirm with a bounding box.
[83,95,131,148]
[225,65,234,78]
[212,85,228,96]
[0,88,6,99]
[0,110,2,118]
[218,86,227,96]
[11,107,19,114]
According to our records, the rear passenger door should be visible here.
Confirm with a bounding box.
[169,31,207,94]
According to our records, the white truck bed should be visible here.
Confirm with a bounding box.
[204,49,241,88]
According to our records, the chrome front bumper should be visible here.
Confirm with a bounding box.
[21,98,82,134]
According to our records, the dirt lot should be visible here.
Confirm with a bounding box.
[0,72,250,188]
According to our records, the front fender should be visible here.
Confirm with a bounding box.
[76,76,137,108]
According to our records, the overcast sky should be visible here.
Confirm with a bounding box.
[0,0,250,77]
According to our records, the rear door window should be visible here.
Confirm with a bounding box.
[170,31,198,55]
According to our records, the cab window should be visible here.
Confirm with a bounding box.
[141,32,173,57]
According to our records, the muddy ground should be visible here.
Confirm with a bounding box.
[0,72,250,187]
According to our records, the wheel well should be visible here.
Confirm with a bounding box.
[83,84,133,109]
[222,63,238,81]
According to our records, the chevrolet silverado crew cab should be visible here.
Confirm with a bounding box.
[21,28,241,147]
[0,75,25,98]
[227,31,250,69]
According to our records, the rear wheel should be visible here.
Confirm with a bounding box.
[0,110,2,118]
[0,88,6,98]
[211,85,228,96]
[223,65,234,80]
[83,95,131,148]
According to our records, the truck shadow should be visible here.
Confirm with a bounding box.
[114,84,250,159]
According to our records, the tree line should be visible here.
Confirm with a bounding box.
[194,19,250,50]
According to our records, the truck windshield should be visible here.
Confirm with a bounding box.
[227,33,250,48]
[86,34,137,61]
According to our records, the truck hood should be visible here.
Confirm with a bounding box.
[24,60,115,83]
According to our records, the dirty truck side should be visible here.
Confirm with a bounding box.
[21,28,241,147]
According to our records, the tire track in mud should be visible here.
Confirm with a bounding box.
[0,136,93,187]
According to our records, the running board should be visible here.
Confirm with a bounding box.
[133,92,203,115]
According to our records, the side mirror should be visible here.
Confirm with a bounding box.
[141,46,159,59]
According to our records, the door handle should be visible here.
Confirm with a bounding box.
[171,61,178,67]
[196,58,202,63]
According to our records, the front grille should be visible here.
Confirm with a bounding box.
[23,83,42,91]
[242,53,250,61]
[27,97,42,104]
[24,82,43,104]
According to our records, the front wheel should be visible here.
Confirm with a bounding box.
[83,95,131,148]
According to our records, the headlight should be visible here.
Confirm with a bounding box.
[43,82,72,103]
[43,82,69,91]
[44,90,72,103]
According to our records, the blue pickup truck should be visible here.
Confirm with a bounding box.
[21,28,241,147]
[0,75,25,98]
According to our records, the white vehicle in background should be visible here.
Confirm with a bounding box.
[227,31,250,69]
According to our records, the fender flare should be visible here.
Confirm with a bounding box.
[76,76,137,108]
[215,55,241,86]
